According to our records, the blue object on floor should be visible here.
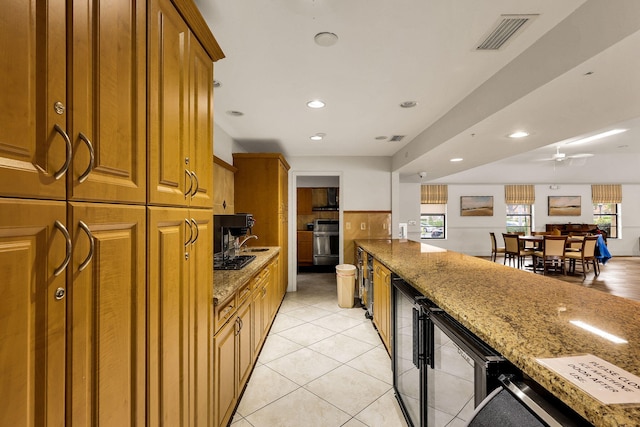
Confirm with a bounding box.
[595,234,611,264]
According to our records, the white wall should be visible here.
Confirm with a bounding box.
[287,156,392,211]
[213,124,246,164]
[399,183,640,257]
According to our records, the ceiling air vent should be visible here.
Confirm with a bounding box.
[389,135,405,142]
[476,14,538,50]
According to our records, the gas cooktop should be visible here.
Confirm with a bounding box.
[214,255,256,271]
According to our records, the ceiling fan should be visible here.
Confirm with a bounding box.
[536,146,594,163]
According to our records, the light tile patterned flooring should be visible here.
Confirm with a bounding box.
[231,256,640,426]
[230,273,408,427]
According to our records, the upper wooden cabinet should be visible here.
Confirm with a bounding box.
[214,157,237,214]
[148,0,214,208]
[68,0,147,203]
[234,153,290,291]
[297,188,313,215]
[0,0,67,200]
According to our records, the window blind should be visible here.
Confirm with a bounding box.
[504,184,535,204]
[592,184,622,203]
[421,185,448,204]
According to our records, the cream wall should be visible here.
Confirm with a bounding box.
[399,183,640,256]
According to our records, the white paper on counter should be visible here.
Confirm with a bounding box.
[537,354,640,405]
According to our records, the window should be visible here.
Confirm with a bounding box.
[593,203,618,238]
[421,204,446,239]
[506,204,532,234]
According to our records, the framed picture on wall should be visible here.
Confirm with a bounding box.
[548,196,581,216]
[460,196,493,216]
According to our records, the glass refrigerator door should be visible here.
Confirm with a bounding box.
[426,320,476,426]
[393,281,425,427]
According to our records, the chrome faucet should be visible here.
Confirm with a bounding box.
[238,235,258,251]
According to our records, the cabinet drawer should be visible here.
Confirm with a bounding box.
[214,294,237,333]
[237,281,252,305]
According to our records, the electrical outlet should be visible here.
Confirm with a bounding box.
[360,222,366,230]
[346,222,351,230]
[408,220,417,226]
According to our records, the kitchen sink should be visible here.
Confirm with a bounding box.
[244,248,269,252]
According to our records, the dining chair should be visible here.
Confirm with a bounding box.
[490,232,505,262]
[502,234,533,269]
[565,235,600,278]
[533,235,568,275]
[565,235,585,252]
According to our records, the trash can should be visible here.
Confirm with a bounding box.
[336,264,356,308]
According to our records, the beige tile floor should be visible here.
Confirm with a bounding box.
[230,273,409,427]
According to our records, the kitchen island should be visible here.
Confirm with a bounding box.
[356,239,640,427]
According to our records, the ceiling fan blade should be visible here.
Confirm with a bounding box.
[567,153,594,159]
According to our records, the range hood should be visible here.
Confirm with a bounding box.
[313,187,339,211]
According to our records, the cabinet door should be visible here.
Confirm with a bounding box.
[188,38,214,208]
[0,0,67,199]
[213,318,237,427]
[68,202,146,426]
[189,209,213,427]
[0,199,67,426]
[148,0,190,207]
[237,300,253,389]
[296,188,312,215]
[68,0,146,203]
[148,207,190,426]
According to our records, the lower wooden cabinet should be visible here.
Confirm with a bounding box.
[0,199,67,426]
[297,230,313,266]
[148,207,213,427]
[213,254,284,427]
[373,259,391,353]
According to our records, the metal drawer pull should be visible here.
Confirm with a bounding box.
[185,219,192,246]
[53,124,72,180]
[54,220,71,276]
[191,218,199,244]
[184,170,193,197]
[190,171,199,197]
[78,221,94,271]
[77,132,95,183]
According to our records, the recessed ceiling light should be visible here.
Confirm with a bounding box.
[314,32,338,47]
[307,100,325,109]
[375,136,388,141]
[310,133,325,141]
[450,158,463,162]
[400,101,417,108]
[508,131,529,138]
[213,80,222,88]
[226,110,244,116]
[565,129,627,145]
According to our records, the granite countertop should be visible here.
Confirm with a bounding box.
[356,239,640,427]
[213,247,280,306]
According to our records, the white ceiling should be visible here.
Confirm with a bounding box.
[196,0,640,184]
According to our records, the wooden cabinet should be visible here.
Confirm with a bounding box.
[0,0,67,200]
[373,259,391,353]
[67,202,146,426]
[297,231,314,266]
[0,199,67,426]
[149,0,214,208]
[214,156,237,214]
[148,207,213,427]
[234,153,290,292]
[297,188,313,214]
[68,0,147,203]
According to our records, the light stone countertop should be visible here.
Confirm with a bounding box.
[356,238,640,427]
[213,247,280,306]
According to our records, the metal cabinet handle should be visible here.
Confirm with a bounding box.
[185,218,193,246]
[190,218,199,244]
[190,171,199,197]
[54,220,71,276]
[53,124,72,180]
[77,132,95,183]
[78,220,94,271]
[184,170,193,197]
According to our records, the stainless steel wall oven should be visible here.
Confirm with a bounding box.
[313,219,339,265]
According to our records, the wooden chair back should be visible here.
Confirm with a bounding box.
[543,235,568,257]
[502,234,520,254]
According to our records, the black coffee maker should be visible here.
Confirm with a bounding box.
[214,213,255,256]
